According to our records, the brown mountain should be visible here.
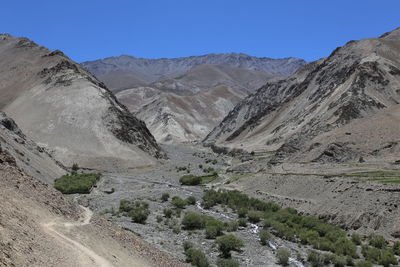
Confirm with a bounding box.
[205,27,400,164]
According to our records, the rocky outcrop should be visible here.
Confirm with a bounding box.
[0,34,164,170]
[205,27,400,164]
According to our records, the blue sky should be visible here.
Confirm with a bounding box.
[2,0,399,62]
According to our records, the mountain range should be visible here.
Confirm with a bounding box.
[82,53,305,142]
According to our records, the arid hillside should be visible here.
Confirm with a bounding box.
[0,34,164,171]
[205,27,400,165]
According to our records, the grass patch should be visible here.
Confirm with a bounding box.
[346,170,400,184]
[54,173,101,194]
[179,173,219,185]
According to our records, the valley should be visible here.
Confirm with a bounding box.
[69,143,400,266]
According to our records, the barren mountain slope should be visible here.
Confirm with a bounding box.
[81,53,305,92]
[0,151,185,267]
[128,85,246,143]
[205,28,400,164]
[0,112,65,183]
[0,34,164,170]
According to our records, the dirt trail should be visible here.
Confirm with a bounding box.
[42,206,114,267]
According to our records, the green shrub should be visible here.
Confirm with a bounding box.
[238,218,247,227]
[334,237,358,258]
[393,241,400,255]
[186,196,197,205]
[368,234,387,249]
[259,229,271,245]
[225,221,239,232]
[71,163,79,171]
[163,208,173,218]
[247,210,262,223]
[180,175,201,185]
[332,255,346,267]
[346,256,355,266]
[171,196,187,209]
[54,173,101,194]
[362,245,381,263]
[205,219,225,239]
[182,212,206,230]
[156,215,163,223]
[126,202,150,224]
[276,248,290,266]
[307,251,324,267]
[185,248,210,267]
[216,258,239,267]
[351,233,362,245]
[354,260,372,267]
[237,207,248,218]
[322,253,335,265]
[379,249,397,267]
[161,193,170,202]
[216,234,244,258]
[183,241,193,252]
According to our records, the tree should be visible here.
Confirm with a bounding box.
[276,248,290,266]
[216,234,244,258]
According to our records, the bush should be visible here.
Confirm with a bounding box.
[182,212,206,230]
[54,173,101,194]
[126,202,150,224]
[216,258,240,267]
[334,237,358,258]
[362,245,381,263]
[332,255,346,267]
[238,218,247,227]
[225,221,239,232]
[183,241,193,252]
[379,249,397,267]
[171,196,187,209]
[185,248,210,267]
[247,210,262,223]
[156,215,163,223]
[259,229,271,245]
[368,234,387,249]
[72,163,79,171]
[393,241,400,255]
[216,234,244,258]
[186,196,197,205]
[354,260,372,267]
[307,251,324,267]
[276,248,290,266]
[161,193,170,202]
[180,175,201,185]
[205,219,225,239]
[163,208,173,218]
[351,233,362,245]
[237,207,248,218]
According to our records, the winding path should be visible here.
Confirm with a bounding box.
[42,206,114,267]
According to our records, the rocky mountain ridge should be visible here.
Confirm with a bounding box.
[204,27,400,164]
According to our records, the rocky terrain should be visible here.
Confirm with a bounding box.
[204,28,400,165]
[83,54,305,143]
[0,147,185,267]
[0,34,164,171]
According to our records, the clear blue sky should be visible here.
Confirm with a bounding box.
[2,0,399,62]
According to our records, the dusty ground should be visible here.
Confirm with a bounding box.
[0,150,185,267]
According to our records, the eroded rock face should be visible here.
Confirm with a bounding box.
[205,27,400,164]
[0,34,164,170]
